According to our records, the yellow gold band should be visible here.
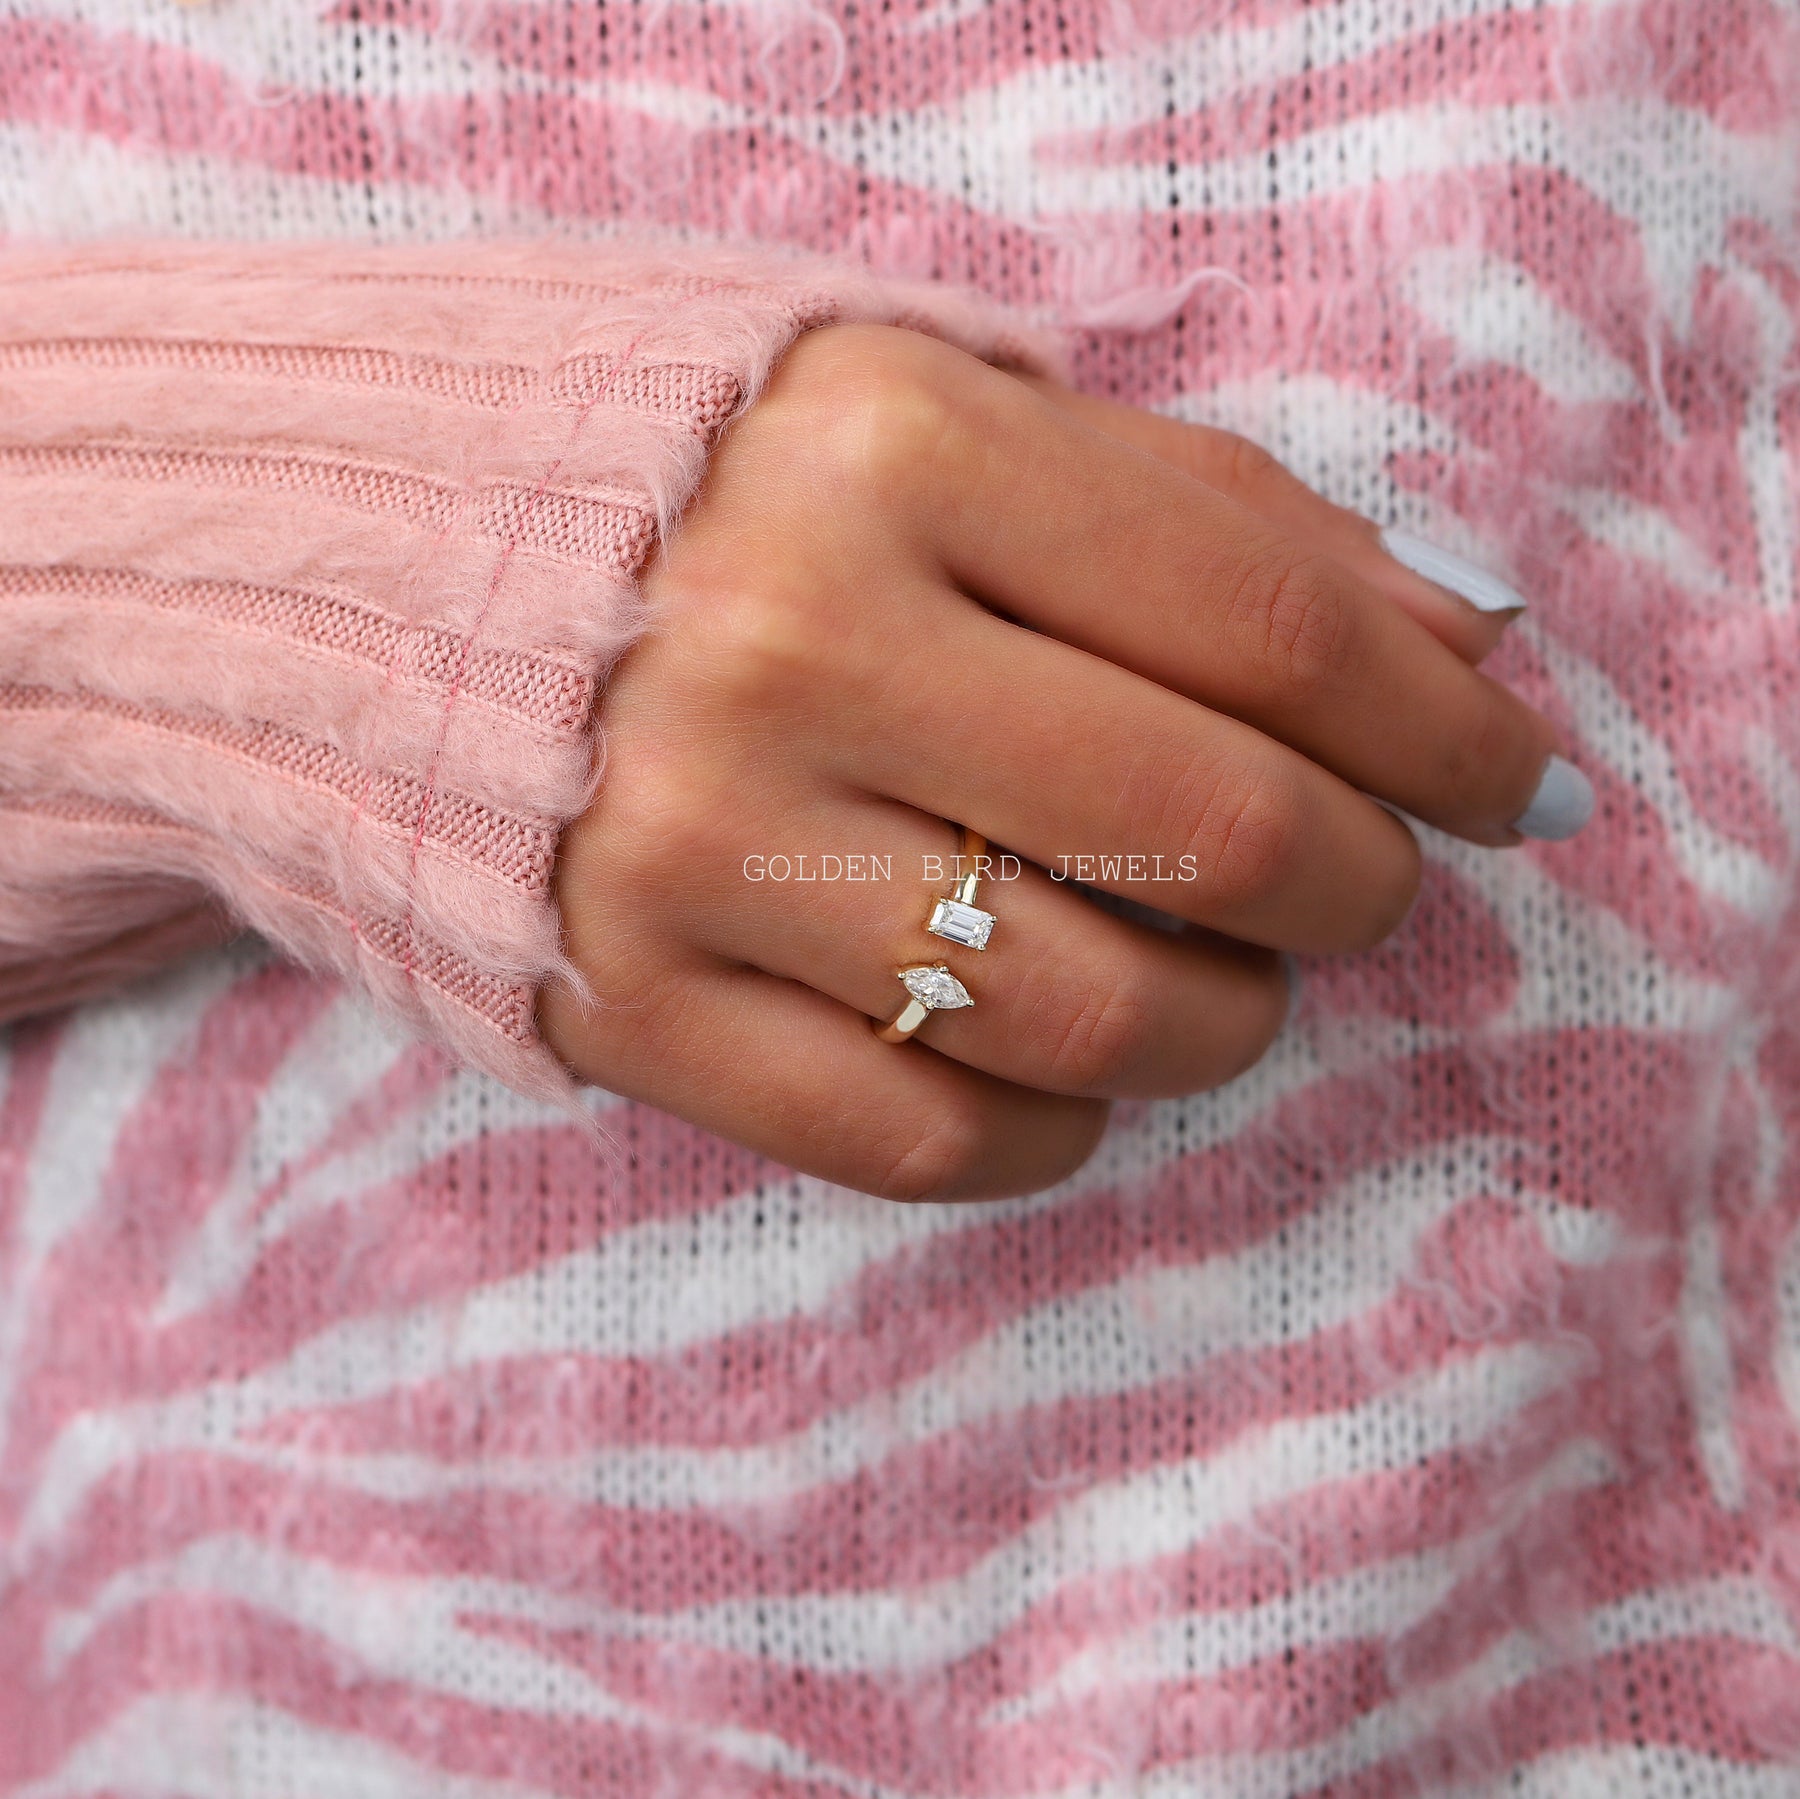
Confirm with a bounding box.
[875,996,933,1044]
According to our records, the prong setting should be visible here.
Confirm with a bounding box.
[898,964,973,1010]
[928,897,997,950]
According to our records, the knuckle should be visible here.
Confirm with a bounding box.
[1026,962,1154,1094]
[1179,762,1299,912]
[869,1097,989,1203]
[780,323,963,496]
[1434,684,1548,834]
[1222,428,1282,495]
[603,757,729,891]
[1228,545,1348,698]
[685,577,824,713]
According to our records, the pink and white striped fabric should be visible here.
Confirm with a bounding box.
[4,1,1800,1794]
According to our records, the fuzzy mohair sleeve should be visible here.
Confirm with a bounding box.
[0,235,1068,1105]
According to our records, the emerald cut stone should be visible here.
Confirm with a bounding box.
[929,897,997,950]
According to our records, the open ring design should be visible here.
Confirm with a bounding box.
[875,823,995,1045]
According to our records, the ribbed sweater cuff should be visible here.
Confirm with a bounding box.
[0,235,1068,1106]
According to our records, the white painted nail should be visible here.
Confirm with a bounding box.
[1381,528,1528,616]
[1280,952,1304,1028]
[1511,755,1595,841]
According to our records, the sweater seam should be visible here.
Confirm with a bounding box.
[382,274,746,1001]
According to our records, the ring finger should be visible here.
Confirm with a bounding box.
[685,786,1292,1098]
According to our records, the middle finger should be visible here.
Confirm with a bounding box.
[833,581,1424,957]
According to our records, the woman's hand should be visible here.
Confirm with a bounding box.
[540,322,1584,1201]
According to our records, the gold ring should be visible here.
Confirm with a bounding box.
[875,822,993,1044]
[876,963,973,1043]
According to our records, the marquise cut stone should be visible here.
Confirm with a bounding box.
[900,964,972,1010]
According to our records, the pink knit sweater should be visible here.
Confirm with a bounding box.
[5,5,1800,1796]
[0,235,1060,1106]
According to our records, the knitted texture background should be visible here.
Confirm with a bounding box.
[3,1,1800,1795]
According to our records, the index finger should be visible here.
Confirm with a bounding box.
[895,331,1592,848]
[1013,373,1526,668]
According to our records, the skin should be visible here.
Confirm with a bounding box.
[539,322,1558,1202]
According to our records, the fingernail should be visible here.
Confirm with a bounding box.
[1381,528,1528,617]
[1280,951,1303,1027]
[1511,755,1595,841]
